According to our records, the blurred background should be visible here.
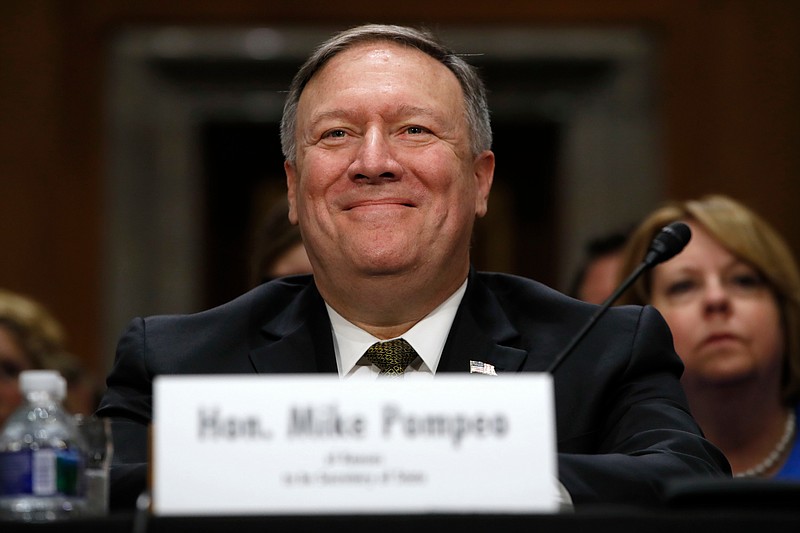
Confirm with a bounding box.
[2,1,799,386]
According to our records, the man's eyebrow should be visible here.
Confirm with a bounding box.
[308,105,441,128]
[307,110,350,130]
[393,104,439,118]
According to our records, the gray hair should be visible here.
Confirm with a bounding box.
[280,24,492,163]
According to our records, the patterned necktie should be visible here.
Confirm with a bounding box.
[364,338,418,376]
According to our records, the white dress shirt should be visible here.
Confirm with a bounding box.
[326,279,467,380]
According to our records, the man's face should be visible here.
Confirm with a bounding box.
[285,42,494,282]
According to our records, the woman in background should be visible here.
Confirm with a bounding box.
[0,289,99,425]
[617,195,800,479]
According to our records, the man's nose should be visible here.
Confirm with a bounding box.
[348,130,403,183]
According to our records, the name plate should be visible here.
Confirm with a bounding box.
[152,374,557,515]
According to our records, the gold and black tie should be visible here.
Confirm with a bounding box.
[363,338,418,376]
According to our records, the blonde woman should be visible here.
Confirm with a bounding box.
[618,195,800,478]
[0,289,98,423]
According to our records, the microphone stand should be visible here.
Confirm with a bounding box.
[546,261,648,374]
[545,221,690,374]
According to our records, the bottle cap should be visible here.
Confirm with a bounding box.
[19,369,66,399]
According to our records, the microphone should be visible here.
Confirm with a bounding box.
[642,221,692,267]
[546,221,692,374]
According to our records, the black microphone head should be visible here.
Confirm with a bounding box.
[643,221,692,267]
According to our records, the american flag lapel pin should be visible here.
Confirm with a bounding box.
[469,360,498,376]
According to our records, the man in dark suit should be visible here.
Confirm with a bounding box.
[97,23,730,509]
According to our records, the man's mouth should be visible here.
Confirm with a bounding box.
[344,199,415,210]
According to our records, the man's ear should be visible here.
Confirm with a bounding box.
[285,160,299,225]
[473,150,495,218]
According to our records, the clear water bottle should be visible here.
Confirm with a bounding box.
[0,370,87,522]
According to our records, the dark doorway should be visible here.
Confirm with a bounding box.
[201,121,285,310]
[475,119,561,286]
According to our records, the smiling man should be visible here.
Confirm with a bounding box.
[98,24,729,510]
[284,33,493,339]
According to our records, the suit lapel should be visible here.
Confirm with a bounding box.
[248,282,338,374]
[438,270,529,374]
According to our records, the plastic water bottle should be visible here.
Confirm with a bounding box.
[0,370,87,522]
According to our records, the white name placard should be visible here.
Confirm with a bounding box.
[152,374,557,515]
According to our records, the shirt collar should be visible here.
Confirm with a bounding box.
[326,279,468,378]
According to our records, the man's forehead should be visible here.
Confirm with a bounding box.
[306,40,451,88]
[291,39,470,147]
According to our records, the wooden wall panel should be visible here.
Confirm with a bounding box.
[663,0,800,244]
[1,0,798,376]
[0,2,103,375]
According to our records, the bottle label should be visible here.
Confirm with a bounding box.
[0,449,84,497]
[32,449,56,494]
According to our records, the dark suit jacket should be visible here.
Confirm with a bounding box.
[97,269,730,509]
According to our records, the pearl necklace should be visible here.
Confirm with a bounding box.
[734,410,796,478]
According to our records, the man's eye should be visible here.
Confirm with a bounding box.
[323,129,347,139]
[405,126,428,135]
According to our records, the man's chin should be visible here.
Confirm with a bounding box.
[360,265,416,278]
[352,257,419,278]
